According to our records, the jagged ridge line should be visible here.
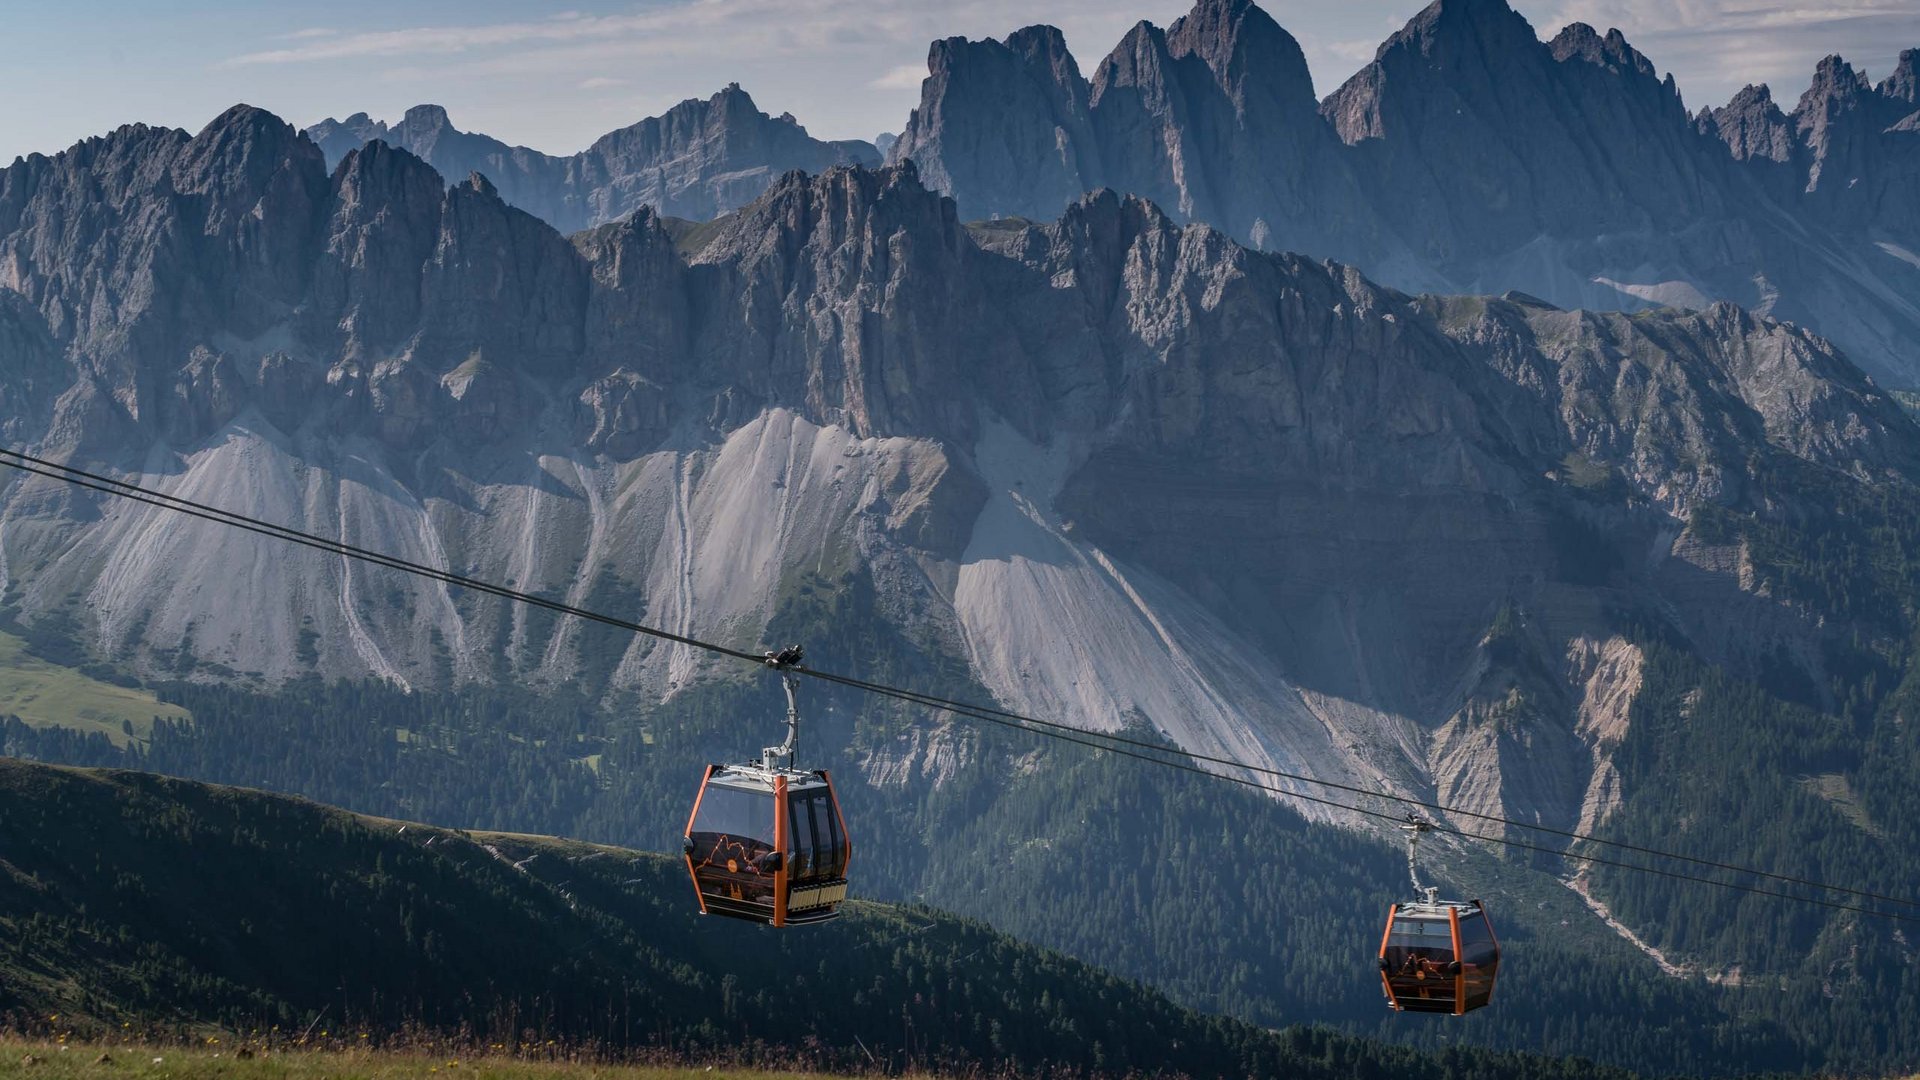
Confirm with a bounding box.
[3,447,1916,923]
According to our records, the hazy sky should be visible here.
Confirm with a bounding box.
[2,0,1916,164]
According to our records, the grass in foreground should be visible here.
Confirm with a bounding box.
[0,1040,837,1080]
[0,632,188,744]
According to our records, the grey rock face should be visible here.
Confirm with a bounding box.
[305,111,387,164]
[1703,85,1795,164]
[1327,6,1720,260]
[0,292,66,444]
[305,85,881,234]
[888,26,1099,223]
[1788,54,1920,244]
[0,105,331,454]
[889,0,1369,261]
[1885,49,1918,103]
[889,0,1920,387]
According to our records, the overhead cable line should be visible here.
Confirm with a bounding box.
[795,668,1920,924]
[2,446,1916,924]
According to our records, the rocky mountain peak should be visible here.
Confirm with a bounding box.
[1002,24,1074,66]
[1546,21,1685,125]
[1548,23,1656,82]
[594,84,768,152]
[1392,0,1539,57]
[305,112,389,168]
[891,25,1096,221]
[1882,49,1918,104]
[332,138,442,204]
[1164,0,1316,112]
[921,24,1088,95]
[302,89,876,234]
[389,104,465,160]
[1320,0,1545,146]
[1051,187,1180,263]
[1090,20,1171,105]
[1092,20,1170,91]
[696,160,956,269]
[401,104,453,130]
[175,103,319,192]
[1794,54,1874,123]
[705,82,765,125]
[1706,83,1795,162]
[461,171,499,199]
[1791,53,1916,195]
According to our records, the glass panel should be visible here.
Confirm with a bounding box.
[820,786,843,874]
[787,789,842,880]
[787,794,812,876]
[693,784,775,846]
[1456,912,1499,970]
[805,790,825,874]
[690,784,777,891]
[1456,911,1499,1011]
[1382,913,1457,1010]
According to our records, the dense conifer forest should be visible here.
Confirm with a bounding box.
[0,758,1642,1080]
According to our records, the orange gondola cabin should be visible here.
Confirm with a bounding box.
[1377,819,1501,1015]
[683,646,852,927]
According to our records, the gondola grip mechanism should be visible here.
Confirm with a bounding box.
[1402,814,1439,906]
[762,645,804,771]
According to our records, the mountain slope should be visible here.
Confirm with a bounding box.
[6,103,1920,1072]
[889,0,1920,386]
[5,108,1912,836]
[306,87,880,233]
[0,757,1635,1080]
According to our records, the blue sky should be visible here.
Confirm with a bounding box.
[2,0,1916,164]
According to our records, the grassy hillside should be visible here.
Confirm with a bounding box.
[0,631,187,745]
[3,1041,812,1080]
[0,759,1630,1080]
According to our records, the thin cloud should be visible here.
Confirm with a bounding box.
[222,10,683,66]
[1539,0,1920,105]
[1320,38,1382,63]
[579,76,628,89]
[220,0,1183,69]
[870,63,926,90]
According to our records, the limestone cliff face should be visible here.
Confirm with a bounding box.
[1785,55,1920,245]
[3,107,1916,841]
[889,0,1920,387]
[890,0,1371,263]
[886,27,1098,225]
[1703,85,1796,165]
[306,87,881,233]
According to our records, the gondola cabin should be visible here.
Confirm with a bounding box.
[682,646,851,927]
[1377,898,1500,1015]
[684,762,851,926]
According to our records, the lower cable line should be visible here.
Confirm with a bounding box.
[2,446,1915,924]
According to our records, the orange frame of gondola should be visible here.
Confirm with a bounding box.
[1447,905,1466,1016]
[1377,903,1399,1005]
[684,765,717,915]
[772,775,790,927]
